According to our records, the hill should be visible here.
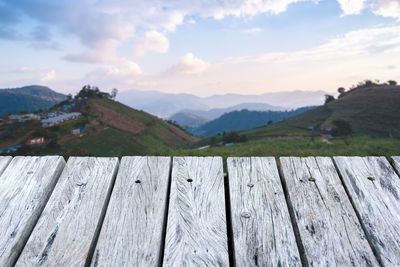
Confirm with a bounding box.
[0,85,67,116]
[174,102,284,122]
[191,106,315,136]
[0,88,195,157]
[59,98,194,156]
[168,112,209,129]
[269,84,400,138]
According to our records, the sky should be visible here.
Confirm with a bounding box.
[0,0,399,96]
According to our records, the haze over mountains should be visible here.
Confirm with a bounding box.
[117,89,327,118]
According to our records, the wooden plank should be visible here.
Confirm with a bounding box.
[16,157,118,267]
[227,157,301,266]
[0,156,65,267]
[280,157,378,266]
[391,156,400,175]
[334,156,400,266]
[163,157,229,266]
[91,156,171,267]
[0,156,12,176]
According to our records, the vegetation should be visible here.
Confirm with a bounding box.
[0,85,67,116]
[191,106,315,136]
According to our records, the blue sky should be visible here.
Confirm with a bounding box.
[0,0,399,96]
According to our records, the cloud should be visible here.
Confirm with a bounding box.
[84,59,142,86]
[242,27,262,33]
[227,25,400,64]
[372,0,400,20]
[337,0,366,15]
[133,31,169,56]
[337,0,400,20]
[40,70,56,81]
[169,53,208,74]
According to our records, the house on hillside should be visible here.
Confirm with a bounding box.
[41,112,81,127]
[8,114,40,122]
[26,137,45,145]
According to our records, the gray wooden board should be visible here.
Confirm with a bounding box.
[16,157,119,266]
[0,156,12,176]
[0,156,65,267]
[163,157,229,266]
[392,156,400,176]
[334,156,400,266]
[227,157,301,267]
[91,156,171,267]
[280,157,378,266]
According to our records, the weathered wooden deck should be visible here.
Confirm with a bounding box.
[0,156,400,266]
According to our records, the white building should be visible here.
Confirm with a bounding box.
[41,112,81,127]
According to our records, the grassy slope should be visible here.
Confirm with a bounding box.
[61,98,195,156]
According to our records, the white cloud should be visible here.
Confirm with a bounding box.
[228,25,400,64]
[40,70,56,82]
[372,0,400,20]
[337,0,400,19]
[134,30,169,56]
[337,0,366,15]
[169,53,208,74]
[242,27,262,33]
[84,59,142,87]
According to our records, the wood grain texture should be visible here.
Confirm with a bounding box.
[91,156,171,267]
[163,157,229,266]
[391,156,400,176]
[280,157,378,266]
[0,156,65,267]
[0,156,12,176]
[334,156,400,266]
[227,157,301,267]
[16,157,118,267]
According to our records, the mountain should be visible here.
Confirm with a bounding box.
[176,102,285,121]
[191,106,315,136]
[0,85,67,116]
[117,89,327,118]
[168,112,209,128]
[0,96,194,157]
[246,84,400,138]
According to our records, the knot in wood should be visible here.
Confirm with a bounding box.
[367,176,375,181]
[308,177,316,182]
[247,183,254,188]
[241,212,251,219]
[76,181,87,186]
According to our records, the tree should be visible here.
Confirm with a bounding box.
[111,88,118,100]
[388,80,397,86]
[324,94,335,105]
[332,119,353,137]
[267,120,273,125]
[337,87,346,98]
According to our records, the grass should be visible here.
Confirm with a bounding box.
[163,136,400,160]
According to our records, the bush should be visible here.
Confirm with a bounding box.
[332,120,353,137]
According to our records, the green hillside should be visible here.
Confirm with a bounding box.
[0,90,195,157]
[191,106,315,136]
[268,84,400,138]
[0,85,67,116]
[168,82,400,158]
[59,98,195,156]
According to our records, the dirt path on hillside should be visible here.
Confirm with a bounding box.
[91,104,146,135]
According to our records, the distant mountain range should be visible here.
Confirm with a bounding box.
[0,85,67,116]
[191,106,316,136]
[169,102,285,128]
[117,89,327,118]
